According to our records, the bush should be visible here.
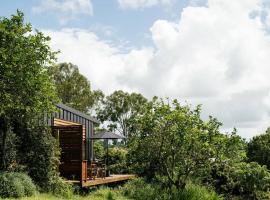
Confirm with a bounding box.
[122,178,156,200]
[122,178,223,200]
[206,161,270,199]
[45,176,73,198]
[108,147,129,174]
[90,187,128,200]
[232,162,270,199]
[178,183,223,200]
[247,128,270,169]
[0,172,36,198]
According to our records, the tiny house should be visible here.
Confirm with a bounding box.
[48,103,98,185]
[48,103,134,187]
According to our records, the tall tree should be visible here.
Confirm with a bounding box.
[247,128,270,169]
[96,90,148,138]
[49,62,103,113]
[128,98,246,189]
[0,11,59,186]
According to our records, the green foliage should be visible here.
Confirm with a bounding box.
[0,172,36,198]
[128,98,241,189]
[205,161,270,199]
[178,183,223,200]
[0,11,60,193]
[45,176,74,198]
[122,178,223,200]
[232,162,270,199]
[93,140,105,160]
[108,147,128,174]
[94,142,129,174]
[122,178,156,200]
[97,90,148,138]
[247,128,270,169]
[19,127,60,189]
[0,127,17,171]
[49,62,104,113]
[89,187,129,200]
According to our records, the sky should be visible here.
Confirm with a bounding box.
[1,0,270,139]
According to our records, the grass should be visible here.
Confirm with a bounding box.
[0,188,130,200]
[0,179,223,200]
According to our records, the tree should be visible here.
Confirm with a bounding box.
[128,98,246,190]
[49,62,103,113]
[0,11,59,186]
[128,99,209,188]
[97,90,148,138]
[247,128,270,169]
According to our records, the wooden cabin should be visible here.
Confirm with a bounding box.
[48,103,135,187]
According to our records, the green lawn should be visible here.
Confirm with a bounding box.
[1,188,130,200]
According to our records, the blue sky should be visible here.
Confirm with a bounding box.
[1,0,270,139]
[0,0,191,47]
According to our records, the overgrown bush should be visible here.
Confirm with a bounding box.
[94,141,105,160]
[108,147,129,174]
[122,178,156,200]
[20,127,60,189]
[0,172,36,198]
[122,178,223,200]
[178,183,223,200]
[45,176,74,198]
[233,162,270,199]
[90,187,128,200]
[206,161,270,199]
[247,128,270,169]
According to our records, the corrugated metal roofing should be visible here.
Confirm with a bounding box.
[91,131,125,139]
[56,103,99,124]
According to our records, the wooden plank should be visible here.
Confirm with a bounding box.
[54,118,81,126]
[81,174,136,187]
[81,160,87,186]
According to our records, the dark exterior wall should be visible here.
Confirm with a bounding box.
[50,104,99,161]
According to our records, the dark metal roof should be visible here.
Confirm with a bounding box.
[56,103,100,124]
[91,131,125,139]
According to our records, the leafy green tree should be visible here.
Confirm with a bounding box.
[97,90,148,138]
[0,11,59,187]
[49,62,104,113]
[247,128,270,169]
[128,98,247,190]
[129,99,209,188]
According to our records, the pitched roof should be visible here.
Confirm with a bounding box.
[56,103,99,123]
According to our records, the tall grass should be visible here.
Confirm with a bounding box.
[0,187,130,200]
[122,178,223,200]
[1,178,223,200]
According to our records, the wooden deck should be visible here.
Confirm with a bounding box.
[67,174,136,187]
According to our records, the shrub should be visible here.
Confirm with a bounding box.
[45,176,73,198]
[0,172,36,198]
[178,183,223,200]
[122,178,156,200]
[90,187,128,200]
[108,147,129,174]
[94,141,105,160]
[122,178,223,200]
[206,161,270,199]
[247,128,270,169]
[232,162,270,199]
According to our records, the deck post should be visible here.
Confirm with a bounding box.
[81,160,87,187]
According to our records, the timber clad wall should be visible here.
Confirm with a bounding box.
[53,125,85,180]
[49,103,99,161]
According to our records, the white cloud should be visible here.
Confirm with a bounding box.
[44,28,154,93]
[45,0,270,139]
[33,0,93,24]
[118,0,174,10]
